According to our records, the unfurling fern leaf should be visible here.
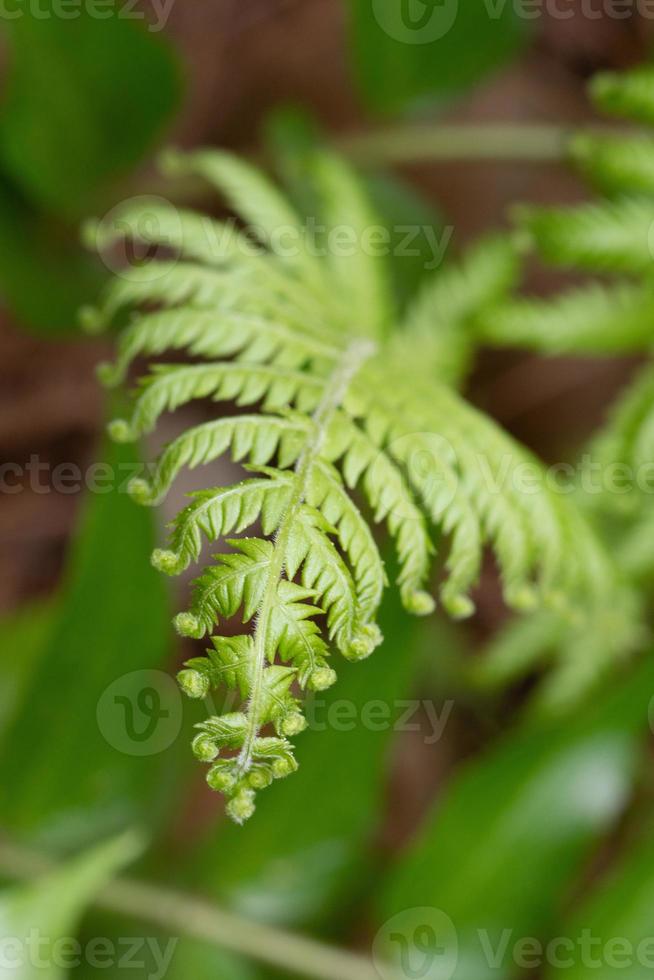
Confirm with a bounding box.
[87,147,619,822]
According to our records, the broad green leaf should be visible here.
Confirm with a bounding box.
[377,656,654,980]
[0,831,142,980]
[347,0,529,114]
[544,832,654,980]
[0,435,173,846]
[0,181,102,332]
[179,585,425,930]
[0,2,181,218]
[0,600,57,743]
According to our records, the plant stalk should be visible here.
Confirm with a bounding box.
[0,836,382,980]
[336,122,586,165]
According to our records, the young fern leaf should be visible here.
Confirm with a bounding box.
[585,363,654,513]
[88,147,620,822]
[469,62,654,713]
[590,65,654,125]
[479,281,654,354]
[401,235,520,385]
[514,198,654,275]
[570,133,654,197]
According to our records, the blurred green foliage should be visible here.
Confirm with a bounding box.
[0,436,173,847]
[2,10,654,980]
[0,832,143,980]
[0,1,180,331]
[347,0,530,114]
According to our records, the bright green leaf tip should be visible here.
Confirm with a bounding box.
[343,623,384,662]
[405,590,436,617]
[79,305,105,335]
[308,666,338,692]
[226,789,256,825]
[506,584,539,613]
[272,755,298,779]
[107,419,134,444]
[174,612,205,639]
[177,668,210,699]
[192,733,219,763]
[281,712,307,737]
[151,548,181,575]
[248,769,273,790]
[206,764,236,793]
[443,593,476,620]
[128,478,154,505]
[96,362,120,387]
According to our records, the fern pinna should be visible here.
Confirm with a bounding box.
[85,148,618,823]
[473,65,654,710]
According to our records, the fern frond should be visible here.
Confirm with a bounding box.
[155,471,293,576]
[86,199,255,268]
[400,235,520,385]
[474,584,645,717]
[114,362,326,440]
[159,148,328,295]
[590,65,654,125]
[479,281,654,354]
[307,460,387,619]
[585,363,654,511]
[97,307,341,388]
[570,132,654,197]
[92,147,622,822]
[286,504,368,655]
[323,410,436,615]
[402,234,520,380]
[514,197,654,275]
[126,413,310,505]
[177,538,273,639]
[311,151,394,336]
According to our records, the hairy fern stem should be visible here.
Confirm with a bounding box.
[237,339,377,778]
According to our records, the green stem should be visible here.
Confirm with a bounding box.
[236,338,377,778]
[0,837,381,980]
[335,122,601,165]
